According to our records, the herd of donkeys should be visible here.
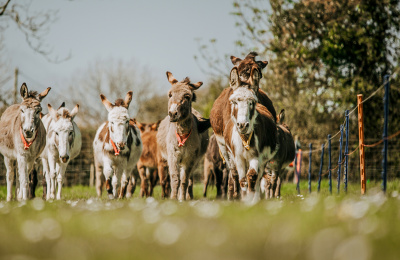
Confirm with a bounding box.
[0,52,295,202]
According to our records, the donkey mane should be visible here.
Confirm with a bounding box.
[27,91,39,99]
[114,99,125,107]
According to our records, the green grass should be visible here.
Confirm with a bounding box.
[0,180,399,260]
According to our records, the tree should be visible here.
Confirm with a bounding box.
[65,58,161,128]
[231,0,400,141]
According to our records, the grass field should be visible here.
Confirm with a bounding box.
[0,180,399,260]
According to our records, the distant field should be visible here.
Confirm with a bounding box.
[0,180,399,260]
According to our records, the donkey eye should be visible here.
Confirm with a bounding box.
[55,132,59,136]
[21,109,25,113]
[69,132,73,136]
[184,95,190,100]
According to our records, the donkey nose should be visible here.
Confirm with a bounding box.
[60,155,69,163]
[117,142,125,150]
[169,111,178,118]
[24,129,33,138]
[237,122,249,132]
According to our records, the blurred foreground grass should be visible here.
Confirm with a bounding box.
[0,180,399,260]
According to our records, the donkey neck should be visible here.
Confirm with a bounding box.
[175,115,193,135]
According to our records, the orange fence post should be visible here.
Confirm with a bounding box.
[357,94,366,194]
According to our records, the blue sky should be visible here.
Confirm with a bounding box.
[2,0,240,94]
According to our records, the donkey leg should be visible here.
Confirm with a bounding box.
[178,167,188,201]
[222,168,228,199]
[215,167,223,199]
[41,158,51,200]
[94,160,104,197]
[4,157,15,202]
[47,156,57,200]
[168,156,180,200]
[186,176,193,200]
[138,166,147,197]
[118,172,128,199]
[203,161,211,198]
[16,156,30,201]
[149,169,156,197]
[56,164,67,200]
[157,160,168,199]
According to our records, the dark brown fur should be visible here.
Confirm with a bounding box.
[203,134,228,198]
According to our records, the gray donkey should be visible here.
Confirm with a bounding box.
[0,83,50,201]
[157,72,210,200]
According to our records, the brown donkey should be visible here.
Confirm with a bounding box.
[0,83,50,201]
[157,72,210,200]
[203,133,228,199]
[210,52,276,200]
[136,120,161,197]
[223,67,278,201]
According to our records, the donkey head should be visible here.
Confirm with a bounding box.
[100,91,133,151]
[136,120,161,133]
[48,102,79,163]
[229,67,258,135]
[230,52,268,92]
[166,71,203,122]
[19,83,51,139]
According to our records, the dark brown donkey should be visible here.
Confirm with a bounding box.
[136,120,161,197]
[263,109,295,198]
[203,133,228,199]
[157,72,210,200]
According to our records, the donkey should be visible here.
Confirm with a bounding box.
[40,102,82,200]
[136,120,161,197]
[157,72,210,200]
[263,109,295,198]
[0,83,50,201]
[223,67,278,201]
[203,133,228,199]
[210,52,276,198]
[93,92,142,199]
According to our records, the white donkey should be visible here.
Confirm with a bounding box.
[93,91,142,199]
[40,102,82,200]
[0,83,50,201]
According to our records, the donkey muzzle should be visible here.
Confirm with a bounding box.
[168,111,179,122]
[24,129,34,138]
[60,155,70,163]
[237,122,249,134]
[117,142,126,151]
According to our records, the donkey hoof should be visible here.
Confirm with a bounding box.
[108,194,115,200]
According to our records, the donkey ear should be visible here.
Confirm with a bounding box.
[277,109,285,123]
[189,82,203,90]
[47,104,58,121]
[38,87,51,102]
[124,91,133,108]
[249,68,260,91]
[256,60,269,69]
[136,121,146,132]
[151,120,161,131]
[100,94,113,112]
[70,104,79,119]
[230,55,242,66]
[58,102,66,109]
[230,67,240,90]
[166,71,178,85]
[20,83,29,100]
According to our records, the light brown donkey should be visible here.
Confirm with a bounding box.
[157,72,210,200]
[0,83,50,201]
[136,120,161,197]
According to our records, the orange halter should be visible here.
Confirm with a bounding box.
[110,138,120,156]
[175,129,192,147]
[20,127,38,150]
